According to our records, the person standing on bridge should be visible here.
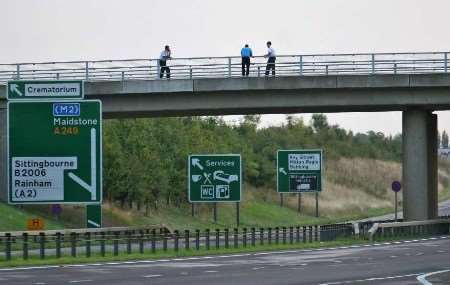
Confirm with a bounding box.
[241,44,253,76]
[264,41,276,76]
[159,45,172,79]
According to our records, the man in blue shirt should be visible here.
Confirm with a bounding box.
[241,44,253,76]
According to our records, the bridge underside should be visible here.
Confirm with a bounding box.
[1,74,450,220]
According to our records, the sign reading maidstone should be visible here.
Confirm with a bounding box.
[277,149,322,193]
[8,100,102,204]
[188,154,241,202]
[7,80,84,100]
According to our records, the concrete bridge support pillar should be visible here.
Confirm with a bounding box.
[402,110,438,221]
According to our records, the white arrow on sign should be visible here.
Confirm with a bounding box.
[279,168,287,175]
[68,128,97,200]
[87,220,101,228]
[191,158,204,171]
[10,84,23,96]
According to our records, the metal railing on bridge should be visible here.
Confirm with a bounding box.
[0,52,449,84]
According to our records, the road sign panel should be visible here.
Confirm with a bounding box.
[7,80,84,100]
[277,150,323,193]
[8,100,102,204]
[188,154,241,202]
[86,204,102,228]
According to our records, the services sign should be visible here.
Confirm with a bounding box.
[7,80,84,100]
[188,154,241,202]
[277,149,323,193]
[8,100,102,204]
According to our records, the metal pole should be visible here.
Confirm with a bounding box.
[299,55,303,75]
[280,193,284,207]
[16,64,21,80]
[394,191,398,222]
[213,202,217,223]
[315,192,319,217]
[371,54,375,74]
[297,193,302,213]
[85,61,89,80]
[236,202,240,226]
[445,52,448,73]
[191,203,195,217]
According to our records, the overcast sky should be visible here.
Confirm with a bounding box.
[1,0,450,135]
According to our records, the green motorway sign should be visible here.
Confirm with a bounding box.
[86,204,102,228]
[7,80,84,100]
[8,100,102,204]
[188,154,241,202]
[277,150,322,193]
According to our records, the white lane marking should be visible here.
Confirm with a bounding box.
[143,274,162,278]
[69,281,93,283]
[390,256,398,258]
[417,269,450,285]
[252,267,265,270]
[204,270,218,273]
[34,283,46,285]
[320,273,422,285]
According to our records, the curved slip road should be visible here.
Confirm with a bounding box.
[1,236,450,285]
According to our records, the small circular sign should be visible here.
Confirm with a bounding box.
[51,204,62,216]
[391,181,402,192]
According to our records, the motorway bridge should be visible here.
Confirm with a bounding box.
[1,52,450,221]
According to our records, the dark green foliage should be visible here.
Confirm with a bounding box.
[103,114,401,208]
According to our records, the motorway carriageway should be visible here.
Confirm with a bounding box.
[1,236,450,284]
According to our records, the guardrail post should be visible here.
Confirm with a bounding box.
[295,226,300,243]
[71,232,77,257]
[163,231,168,251]
[325,65,329,75]
[189,66,193,79]
[289,227,293,244]
[174,230,179,252]
[224,228,229,248]
[85,232,91,258]
[275,227,279,244]
[121,71,125,81]
[283,227,287,244]
[371,54,375,74]
[185,230,190,250]
[445,52,448,73]
[303,226,307,243]
[268,227,272,245]
[251,228,256,246]
[228,58,232,77]
[233,228,238,248]
[259,228,264,245]
[195,229,200,250]
[113,232,119,256]
[23,233,29,260]
[394,63,398,74]
[56,73,60,80]
[16,64,21,80]
[299,55,303,75]
[126,231,132,254]
[100,232,105,257]
[309,226,313,242]
[139,230,144,254]
[85,61,89,80]
[205,229,210,250]
[315,225,319,241]
[243,228,247,248]
[151,229,156,253]
[257,66,261,77]
[5,233,11,261]
[215,229,220,249]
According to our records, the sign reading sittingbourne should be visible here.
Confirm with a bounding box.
[277,149,322,193]
[188,154,241,202]
[8,100,102,204]
[7,80,84,100]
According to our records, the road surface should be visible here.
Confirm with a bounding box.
[1,236,450,284]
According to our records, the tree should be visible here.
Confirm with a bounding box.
[311,114,329,132]
[442,131,449,148]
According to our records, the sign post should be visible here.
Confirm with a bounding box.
[391,181,402,222]
[188,154,241,223]
[86,204,102,228]
[277,149,323,216]
[8,100,102,204]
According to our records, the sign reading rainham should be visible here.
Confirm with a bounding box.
[8,100,102,204]
[277,149,322,193]
[188,154,241,202]
[7,80,84,100]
